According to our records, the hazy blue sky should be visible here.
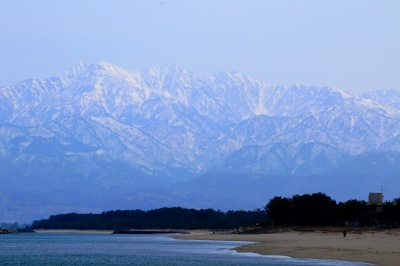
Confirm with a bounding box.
[1,0,399,95]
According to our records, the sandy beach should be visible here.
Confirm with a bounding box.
[175,228,400,266]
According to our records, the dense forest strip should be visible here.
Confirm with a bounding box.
[31,193,400,231]
[31,207,266,230]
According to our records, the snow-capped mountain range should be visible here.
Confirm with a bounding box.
[1,62,400,223]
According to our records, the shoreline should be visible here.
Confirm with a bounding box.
[174,227,400,266]
[34,229,190,234]
[32,227,400,265]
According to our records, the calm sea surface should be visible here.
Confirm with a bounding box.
[0,233,371,265]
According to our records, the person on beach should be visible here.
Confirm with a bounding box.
[343,230,347,237]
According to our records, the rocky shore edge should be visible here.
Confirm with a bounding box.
[0,227,36,234]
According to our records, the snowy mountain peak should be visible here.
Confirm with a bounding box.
[361,89,400,110]
[2,62,400,178]
[141,65,194,82]
[59,62,92,80]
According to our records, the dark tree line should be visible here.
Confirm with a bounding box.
[266,192,400,227]
[31,207,266,230]
[31,193,400,230]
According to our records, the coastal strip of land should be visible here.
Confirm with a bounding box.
[174,227,400,266]
[34,229,113,234]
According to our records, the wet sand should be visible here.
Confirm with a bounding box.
[175,228,400,266]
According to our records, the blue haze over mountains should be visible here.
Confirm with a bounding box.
[1,62,400,223]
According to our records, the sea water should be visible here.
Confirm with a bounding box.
[0,233,372,265]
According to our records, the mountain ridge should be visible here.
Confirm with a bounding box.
[1,62,400,223]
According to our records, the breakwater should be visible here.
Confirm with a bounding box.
[113,230,187,234]
[0,228,17,234]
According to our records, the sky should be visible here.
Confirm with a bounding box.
[0,0,399,95]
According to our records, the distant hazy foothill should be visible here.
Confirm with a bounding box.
[1,62,400,223]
